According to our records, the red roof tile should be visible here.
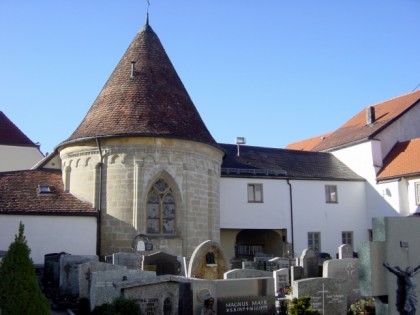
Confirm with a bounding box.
[377,138,420,180]
[62,22,217,147]
[0,170,96,215]
[312,90,420,151]
[286,132,332,151]
[0,111,37,147]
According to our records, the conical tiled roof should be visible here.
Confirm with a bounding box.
[61,21,217,147]
[0,111,37,147]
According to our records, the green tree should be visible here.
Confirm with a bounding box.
[0,222,50,315]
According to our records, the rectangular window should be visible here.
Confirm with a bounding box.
[308,232,321,252]
[325,185,338,203]
[416,182,420,205]
[342,231,353,247]
[248,184,263,203]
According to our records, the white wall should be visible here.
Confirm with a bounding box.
[220,177,369,257]
[331,141,399,219]
[220,177,291,231]
[0,215,97,264]
[375,180,407,214]
[376,104,420,160]
[0,145,44,171]
[289,180,368,256]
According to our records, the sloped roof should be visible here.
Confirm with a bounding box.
[377,138,420,180]
[220,143,364,181]
[286,132,332,151]
[304,90,420,152]
[0,111,37,147]
[61,21,217,148]
[0,170,96,215]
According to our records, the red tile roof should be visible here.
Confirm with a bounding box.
[0,111,37,147]
[310,90,420,151]
[0,170,96,215]
[377,138,420,180]
[286,132,332,151]
[61,22,217,148]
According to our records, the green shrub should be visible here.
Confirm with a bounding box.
[348,297,375,314]
[288,296,320,315]
[92,297,142,315]
[0,222,50,315]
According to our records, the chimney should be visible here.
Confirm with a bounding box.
[235,137,246,157]
[366,106,375,125]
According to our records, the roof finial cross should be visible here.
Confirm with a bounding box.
[146,0,150,25]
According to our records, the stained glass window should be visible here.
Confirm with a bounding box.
[147,179,175,235]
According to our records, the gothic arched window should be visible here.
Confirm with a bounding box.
[147,179,175,235]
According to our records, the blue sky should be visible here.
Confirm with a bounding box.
[1,1,419,155]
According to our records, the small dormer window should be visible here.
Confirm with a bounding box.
[38,184,51,194]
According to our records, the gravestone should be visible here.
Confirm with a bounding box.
[243,261,257,270]
[187,240,228,279]
[359,216,420,315]
[215,277,276,314]
[291,265,304,282]
[338,244,354,259]
[224,269,272,279]
[299,248,319,278]
[111,252,141,269]
[44,252,69,290]
[89,268,156,310]
[274,268,289,296]
[293,277,346,314]
[323,258,360,306]
[59,254,98,297]
[78,261,124,299]
[269,257,291,269]
[143,251,182,275]
[115,275,192,315]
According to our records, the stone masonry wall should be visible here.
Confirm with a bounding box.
[59,137,224,258]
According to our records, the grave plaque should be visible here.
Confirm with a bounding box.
[217,296,276,314]
[215,277,276,315]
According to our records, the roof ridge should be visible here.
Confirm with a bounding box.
[369,90,420,108]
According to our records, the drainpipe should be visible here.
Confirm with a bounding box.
[96,138,104,258]
[287,179,295,258]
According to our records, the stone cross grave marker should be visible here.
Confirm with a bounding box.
[293,277,347,315]
[323,258,360,306]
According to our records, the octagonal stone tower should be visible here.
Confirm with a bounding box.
[58,20,224,258]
